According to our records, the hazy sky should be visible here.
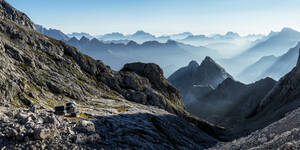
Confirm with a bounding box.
[6,0,300,36]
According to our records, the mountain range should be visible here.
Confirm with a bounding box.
[35,24,263,58]
[238,42,300,83]
[35,25,70,41]
[222,27,300,76]
[3,0,300,149]
[170,54,300,141]
[65,36,220,77]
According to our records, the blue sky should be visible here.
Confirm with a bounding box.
[6,0,300,36]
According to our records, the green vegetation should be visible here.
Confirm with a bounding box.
[24,94,40,103]
[115,106,129,113]
[11,95,28,108]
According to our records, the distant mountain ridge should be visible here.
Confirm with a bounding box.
[238,42,300,83]
[35,24,69,41]
[221,27,300,76]
[66,37,220,77]
[67,32,94,40]
[237,55,277,83]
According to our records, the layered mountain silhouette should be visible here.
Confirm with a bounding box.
[259,42,300,80]
[237,55,277,83]
[238,42,300,83]
[168,57,232,104]
[238,28,300,61]
[66,37,220,77]
[67,32,94,39]
[222,28,300,75]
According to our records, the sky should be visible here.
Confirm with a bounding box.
[6,0,300,36]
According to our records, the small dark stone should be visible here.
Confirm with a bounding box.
[70,112,79,118]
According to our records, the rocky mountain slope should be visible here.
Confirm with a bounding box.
[210,107,300,149]
[168,57,233,104]
[0,0,35,30]
[0,0,222,149]
[187,77,276,128]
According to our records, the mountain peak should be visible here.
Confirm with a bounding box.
[188,60,199,69]
[225,31,240,37]
[201,56,216,65]
[281,27,298,33]
[79,36,90,42]
[134,30,150,35]
[166,39,177,45]
[127,40,138,46]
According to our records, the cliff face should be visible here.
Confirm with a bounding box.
[0,1,222,149]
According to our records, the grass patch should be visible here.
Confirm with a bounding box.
[115,106,129,113]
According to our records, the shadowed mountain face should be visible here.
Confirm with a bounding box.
[0,1,225,148]
[66,37,220,77]
[215,47,300,140]
[240,48,300,134]
[187,77,276,129]
[168,57,233,105]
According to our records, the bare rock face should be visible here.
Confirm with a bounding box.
[210,107,300,150]
[121,62,185,112]
[0,0,35,30]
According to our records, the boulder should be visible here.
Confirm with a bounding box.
[75,120,95,133]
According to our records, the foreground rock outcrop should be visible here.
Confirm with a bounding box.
[0,101,217,149]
